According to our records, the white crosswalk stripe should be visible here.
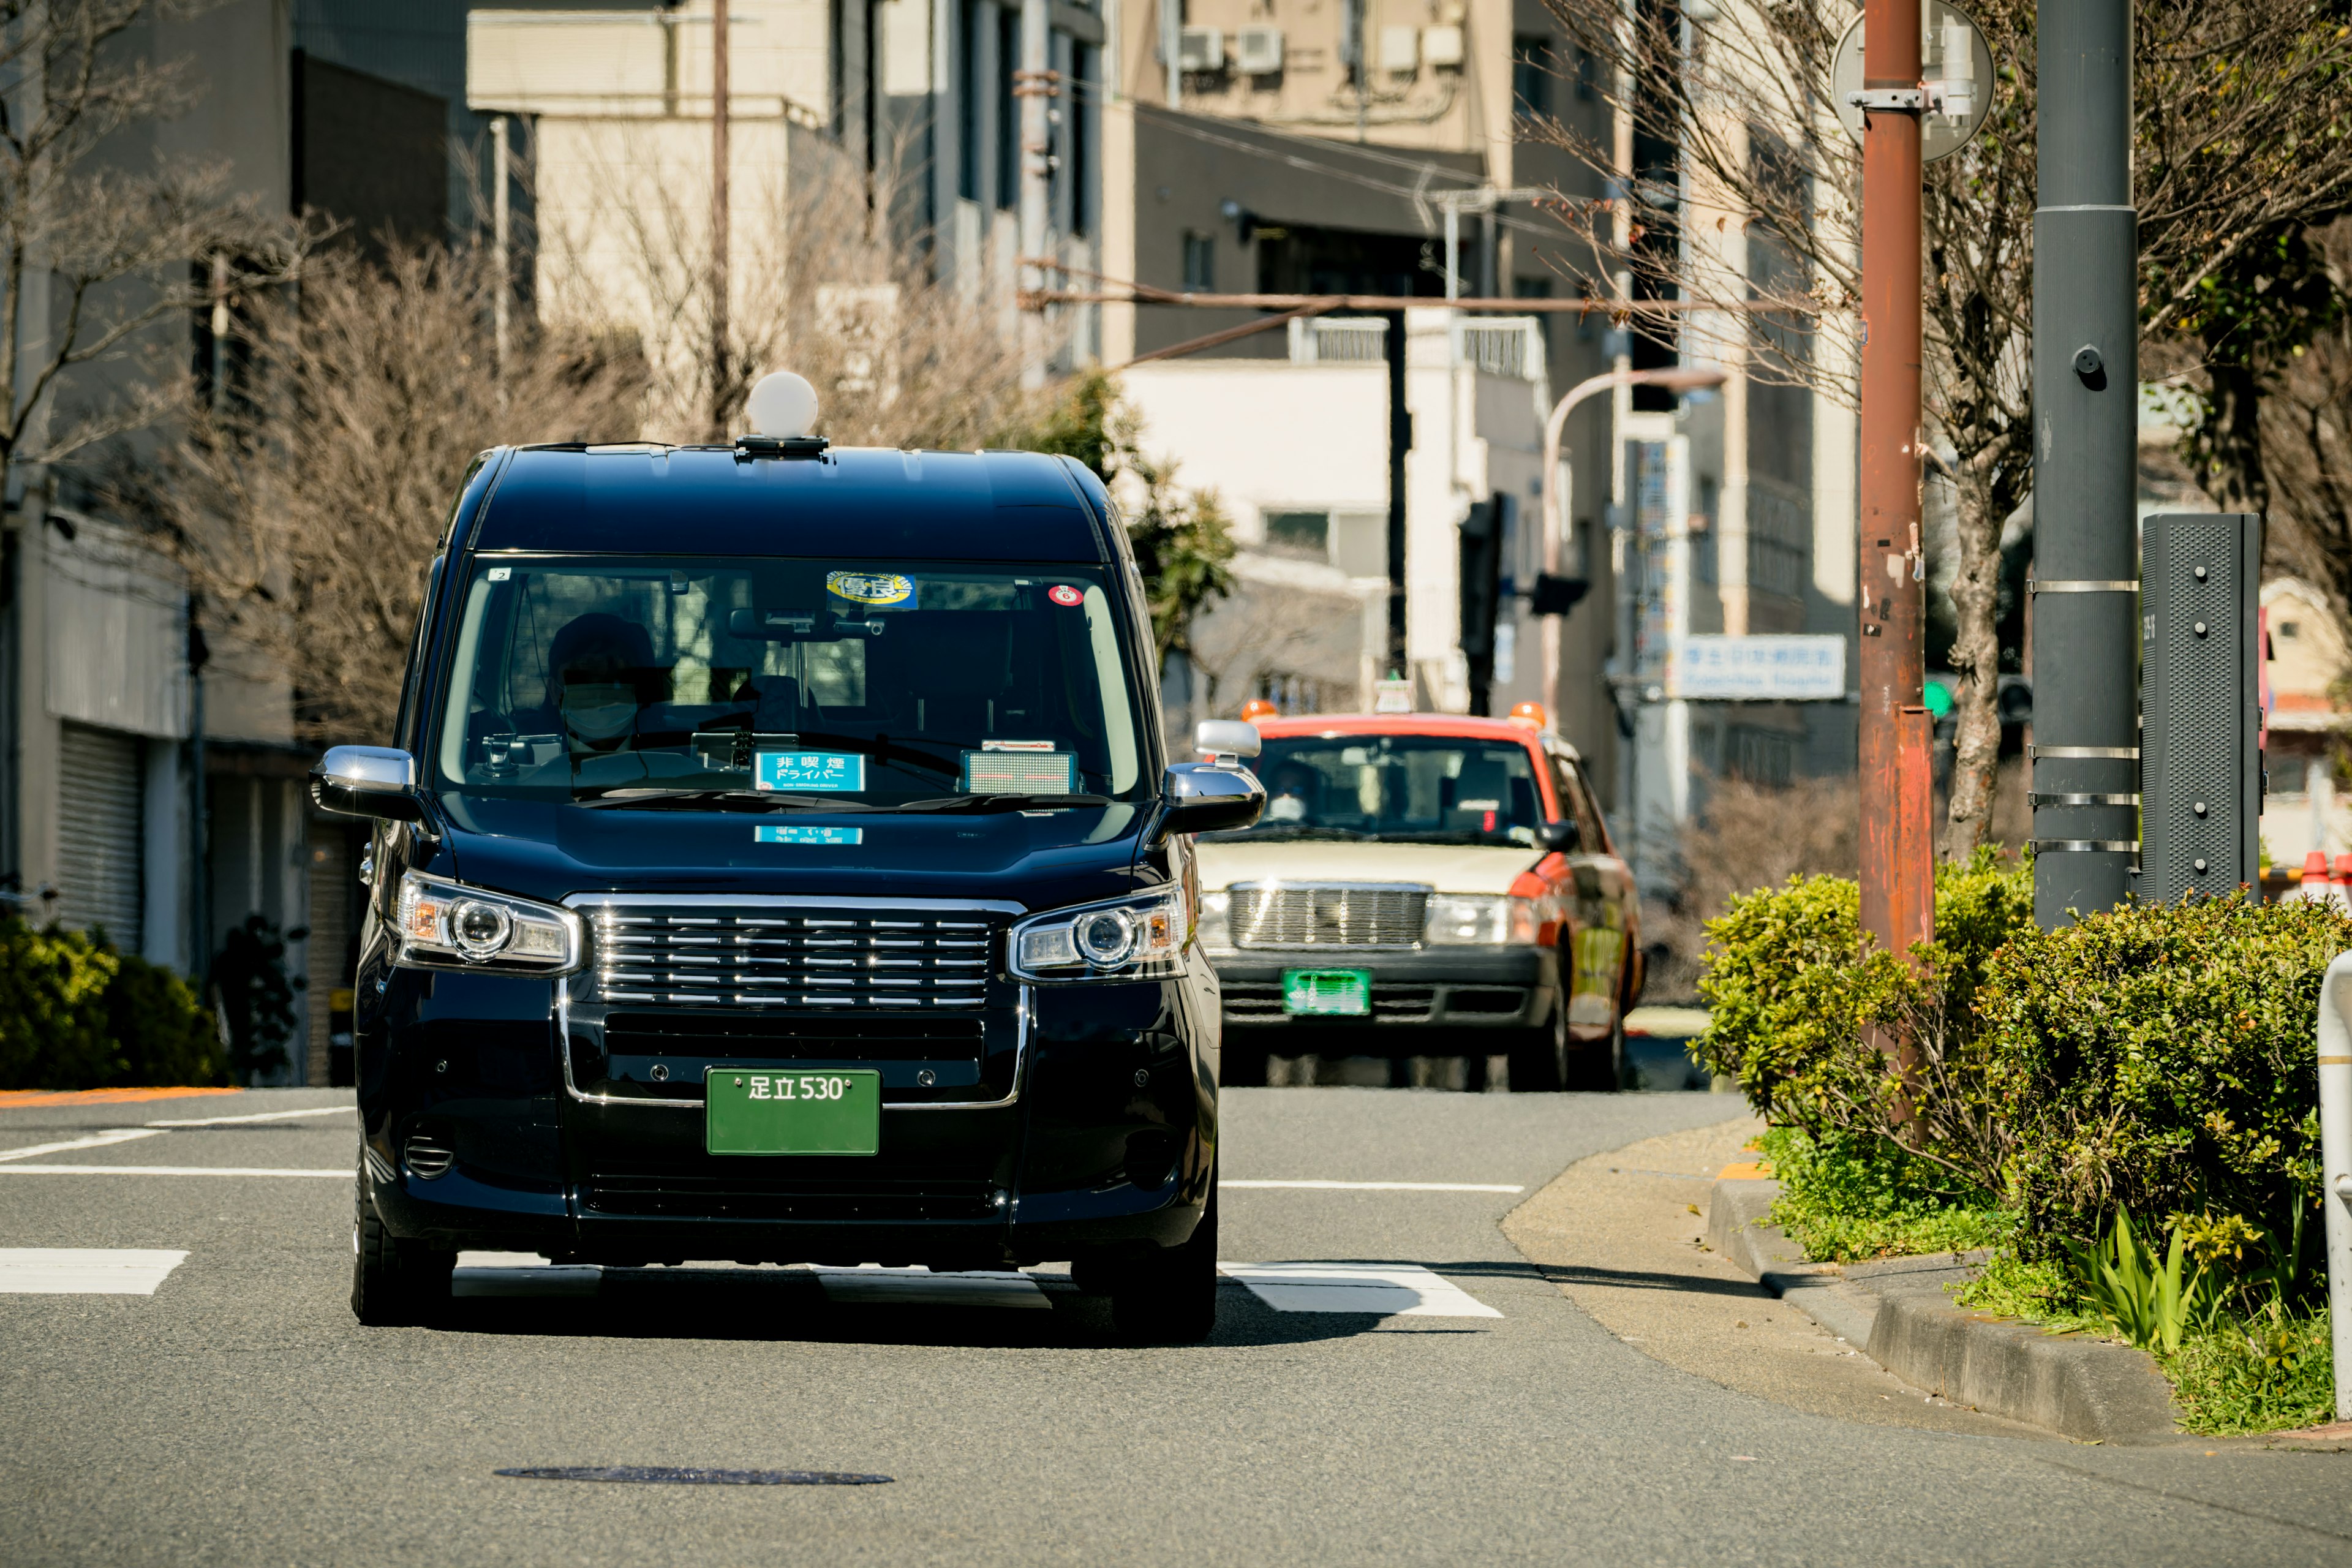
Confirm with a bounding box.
[1219,1262,1503,1318]
[0,1248,189,1295]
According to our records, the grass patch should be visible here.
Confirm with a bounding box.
[2162,1309,2337,1436]
[1955,1251,2335,1436]
[1757,1125,2013,1263]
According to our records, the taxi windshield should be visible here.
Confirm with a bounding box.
[431,557,1145,807]
[1215,733,1544,846]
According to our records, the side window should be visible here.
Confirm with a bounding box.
[1550,750,1607,852]
[391,554,445,752]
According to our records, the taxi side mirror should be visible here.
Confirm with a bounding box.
[311,745,425,821]
[1539,818,1580,852]
[1194,718,1261,764]
[1160,761,1264,837]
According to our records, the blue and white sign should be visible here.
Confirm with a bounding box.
[754,752,867,792]
[1676,635,1847,701]
[755,824,864,845]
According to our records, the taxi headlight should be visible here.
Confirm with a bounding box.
[1011,888,1188,981]
[1424,894,1541,947]
[1198,890,1232,952]
[396,871,581,973]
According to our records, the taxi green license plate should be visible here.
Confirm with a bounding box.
[706,1068,881,1156]
[1283,968,1372,1016]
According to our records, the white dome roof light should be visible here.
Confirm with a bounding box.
[739,371,828,458]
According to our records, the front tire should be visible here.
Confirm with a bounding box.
[1111,1180,1218,1343]
[352,1161,453,1326]
[1507,996,1569,1093]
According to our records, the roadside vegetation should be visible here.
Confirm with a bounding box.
[1696,855,2342,1434]
[0,918,222,1090]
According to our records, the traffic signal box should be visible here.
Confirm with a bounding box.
[2139,513,2263,902]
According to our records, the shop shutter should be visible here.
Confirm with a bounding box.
[56,723,143,946]
[304,829,355,1085]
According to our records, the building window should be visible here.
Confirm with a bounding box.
[957,0,981,200]
[1576,46,1599,101]
[996,6,1019,210]
[1071,42,1094,236]
[1263,510,1330,559]
[1182,230,1215,292]
[1512,36,1553,118]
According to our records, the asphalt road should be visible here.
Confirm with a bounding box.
[1,1086,2346,1567]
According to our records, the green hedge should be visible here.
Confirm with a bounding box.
[0,919,223,1090]
[1694,859,2342,1262]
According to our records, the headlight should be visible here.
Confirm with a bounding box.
[395,871,582,973]
[1198,890,1232,952]
[1011,887,1188,981]
[1424,894,1541,947]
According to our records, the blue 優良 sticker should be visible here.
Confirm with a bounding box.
[825,571,914,609]
[755,825,864,846]
[755,752,866,792]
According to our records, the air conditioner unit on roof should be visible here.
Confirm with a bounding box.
[1236,25,1284,74]
[1177,26,1225,72]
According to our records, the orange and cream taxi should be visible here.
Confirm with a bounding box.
[1196,705,1642,1091]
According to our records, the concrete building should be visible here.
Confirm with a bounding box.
[0,1,477,1086]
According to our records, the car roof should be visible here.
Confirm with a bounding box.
[1252,712,1580,761]
[467,444,1114,561]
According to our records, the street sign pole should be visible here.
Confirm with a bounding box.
[1856,0,1932,967]
[2030,0,2139,926]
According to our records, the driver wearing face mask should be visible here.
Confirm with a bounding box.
[546,613,660,754]
[1264,762,1318,824]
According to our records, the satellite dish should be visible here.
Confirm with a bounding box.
[745,372,819,439]
[1832,0,1995,164]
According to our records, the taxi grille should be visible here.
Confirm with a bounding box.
[1231,885,1428,949]
[584,907,998,1009]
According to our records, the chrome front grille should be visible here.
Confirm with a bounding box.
[1231,884,1428,949]
[584,907,998,1009]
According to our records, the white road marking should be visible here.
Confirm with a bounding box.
[146,1105,355,1128]
[0,1164,347,1178]
[1218,1262,1504,1318]
[815,1266,1050,1310]
[0,1128,166,1163]
[1223,1180,1525,1193]
[454,1252,602,1298]
[0,1248,189,1294]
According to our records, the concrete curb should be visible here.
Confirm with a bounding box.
[1708,1178,2182,1443]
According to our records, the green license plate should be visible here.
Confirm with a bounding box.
[1283,969,1373,1016]
[706,1068,881,1155]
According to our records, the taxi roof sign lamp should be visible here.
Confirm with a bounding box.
[1539,366,1729,724]
[1508,701,1548,731]
[1194,718,1262,768]
[1238,698,1281,725]
[739,371,829,458]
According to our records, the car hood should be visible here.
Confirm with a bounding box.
[431,793,1157,913]
[1193,839,1542,896]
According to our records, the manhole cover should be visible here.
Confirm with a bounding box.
[496,1466,892,1487]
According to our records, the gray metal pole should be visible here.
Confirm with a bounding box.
[2030,0,2139,927]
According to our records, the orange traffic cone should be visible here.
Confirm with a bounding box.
[2288,851,2332,905]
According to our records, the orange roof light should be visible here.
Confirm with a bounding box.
[1238,698,1280,724]
[1507,701,1548,731]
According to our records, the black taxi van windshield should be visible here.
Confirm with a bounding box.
[1210,733,1543,846]
[431,557,1146,808]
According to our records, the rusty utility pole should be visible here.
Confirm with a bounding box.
[1855,0,1932,968]
[709,0,731,439]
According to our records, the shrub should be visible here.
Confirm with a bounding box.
[0,920,118,1088]
[1983,895,2348,1258]
[0,918,224,1090]
[103,952,225,1087]
[1758,1125,2012,1262]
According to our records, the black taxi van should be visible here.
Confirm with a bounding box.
[314,404,1261,1342]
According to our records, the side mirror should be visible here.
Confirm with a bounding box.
[1161,761,1264,837]
[1539,818,1580,852]
[311,745,424,821]
[1194,718,1262,764]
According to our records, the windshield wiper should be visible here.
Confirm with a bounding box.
[1216,825,1370,841]
[887,793,1112,813]
[575,789,878,813]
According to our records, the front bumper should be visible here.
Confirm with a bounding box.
[1208,944,1558,1044]
[356,958,1221,1267]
